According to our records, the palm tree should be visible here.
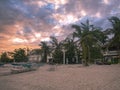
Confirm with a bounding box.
[13,48,28,62]
[62,34,78,64]
[108,16,120,46]
[39,41,50,63]
[50,36,63,63]
[72,20,103,66]
[108,16,120,61]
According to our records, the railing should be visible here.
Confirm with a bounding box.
[103,51,119,56]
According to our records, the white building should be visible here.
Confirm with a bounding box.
[28,49,42,63]
[28,55,41,63]
[102,45,120,64]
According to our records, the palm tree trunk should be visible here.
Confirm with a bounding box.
[88,45,91,64]
[82,43,89,66]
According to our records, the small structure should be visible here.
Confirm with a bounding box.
[102,45,120,64]
[28,55,41,63]
[28,49,42,63]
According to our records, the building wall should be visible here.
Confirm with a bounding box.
[103,50,119,63]
[28,55,41,63]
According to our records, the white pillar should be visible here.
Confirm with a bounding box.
[76,56,78,64]
[63,51,65,64]
[66,58,68,64]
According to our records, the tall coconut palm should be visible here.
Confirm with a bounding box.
[108,16,120,46]
[72,20,103,66]
[39,41,50,63]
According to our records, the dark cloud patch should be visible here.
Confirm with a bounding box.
[0,26,16,35]
[63,0,120,17]
[0,35,5,39]
[60,0,120,30]
[35,7,53,21]
[23,26,32,34]
[0,27,5,33]
[60,0,100,16]
[0,0,16,25]
[0,0,27,26]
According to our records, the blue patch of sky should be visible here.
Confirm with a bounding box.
[110,8,120,15]
[9,1,58,26]
[46,18,57,25]
[45,3,55,10]
[16,26,32,36]
[10,0,35,19]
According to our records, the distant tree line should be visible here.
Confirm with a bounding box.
[0,48,28,63]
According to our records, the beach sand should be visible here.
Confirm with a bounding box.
[0,64,120,90]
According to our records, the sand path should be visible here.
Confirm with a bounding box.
[0,64,120,90]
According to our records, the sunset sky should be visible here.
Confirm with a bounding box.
[0,0,120,53]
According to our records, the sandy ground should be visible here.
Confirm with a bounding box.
[0,64,120,90]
